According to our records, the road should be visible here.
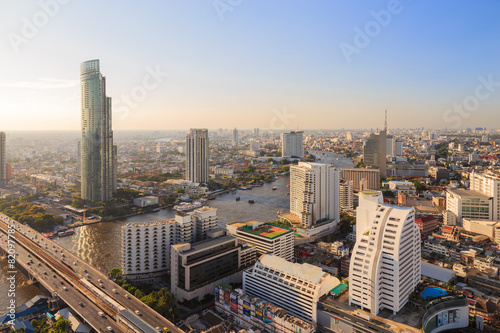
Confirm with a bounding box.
[0,213,183,333]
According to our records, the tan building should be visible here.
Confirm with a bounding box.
[340,168,380,191]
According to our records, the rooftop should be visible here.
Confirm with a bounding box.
[117,309,158,333]
[185,236,236,253]
[447,188,491,199]
[241,223,292,239]
[421,262,456,283]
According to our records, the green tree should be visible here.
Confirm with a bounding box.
[52,317,72,333]
[110,268,122,280]
[140,288,178,321]
[31,318,48,333]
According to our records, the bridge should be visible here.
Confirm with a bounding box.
[0,213,182,333]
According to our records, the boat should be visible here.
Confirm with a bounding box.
[239,187,248,190]
[173,199,207,212]
[57,229,75,237]
[248,200,255,204]
[235,197,240,201]
[151,208,160,212]
[286,192,289,196]
[207,195,216,200]
[272,187,277,190]
[42,232,56,239]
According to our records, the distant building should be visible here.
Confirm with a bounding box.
[394,139,403,156]
[215,284,315,333]
[415,216,439,234]
[243,254,340,324]
[226,221,294,261]
[339,179,353,210]
[252,128,259,137]
[171,236,256,302]
[186,128,209,184]
[349,191,421,315]
[363,129,387,177]
[429,167,450,183]
[232,127,239,146]
[388,180,416,195]
[281,131,304,158]
[341,168,380,191]
[290,162,340,228]
[80,59,117,202]
[132,196,159,207]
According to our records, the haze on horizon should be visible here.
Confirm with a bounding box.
[1,0,499,131]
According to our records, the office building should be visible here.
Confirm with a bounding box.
[226,221,294,261]
[76,140,81,176]
[349,191,421,315]
[193,206,218,241]
[429,166,450,183]
[281,131,304,158]
[386,135,394,157]
[185,129,209,184]
[446,188,492,226]
[252,128,259,136]
[339,179,354,211]
[243,254,340,324]
[290,162,340,228]
[470,172,500,221]
[232,127,239,146]
[171,236,256,302]
[80,59,117,202]
[388,181,416,195]
[415,216,439,235]
[341,168,380,191]
[215,284,314,333]
[0,132,6,187]
[363,130,387,177]
[394,139,403,156]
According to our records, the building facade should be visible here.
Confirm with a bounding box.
[446,188,492,226]
[281,131,304,158]
[290,162,340,228]
[339,179,354,211]
[185,128,209,184]
[470,172,500,221]
[226,221,294,261]
[0,132,7,187]
[349,191,421,315]
[80,59,117,202]
[232,127,239,146]
[243,254,340,324]
[363,130,387,177]
[340,168,380,191]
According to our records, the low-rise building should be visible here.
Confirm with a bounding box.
[415,216,439,234]
[388,180,416,195]
[133,196,159,207]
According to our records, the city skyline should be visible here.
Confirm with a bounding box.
[0,1,499,131]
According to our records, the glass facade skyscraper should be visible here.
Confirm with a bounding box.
[80,59,117,202]
[185,129,209,184]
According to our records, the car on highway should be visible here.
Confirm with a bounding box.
[84,269,87,273]
[79,302,84,307]
[135,310,141,316]
[125,294,130,299]
[63,286,68,291]
[106,327,113,332]
[98,311,105,317]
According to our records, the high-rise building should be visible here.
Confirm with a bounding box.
[394,139,403,156]
[243,254,340,324]
[363,130,387,177]
[446,188,492,226]
[470,172,500,221]
[226,221,294,261]
[349,191,421,315]
[171,236,256,302]
[185,129,209,184]
[386,135,394,157]
[0,132,6,187]
[76,140,81,175]
[340,168,380,191]
[80,59,117,202]
[290,162,340,228]
[252,128,259,137]
[339,179,354,211]
[281,131,304,158]
[232,127,239,146]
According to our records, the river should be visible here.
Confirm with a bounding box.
[0,151,353,310]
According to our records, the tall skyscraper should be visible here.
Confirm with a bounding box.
[364,112,388,177]
[232,127,239,146]
[349,191,421,315]
[252,128,259,136]
[186,129,209,184]
[76,140,81,175]
[80,59,117,202]
[290,162,340,228]
[0,132,6,187]
[281,131,304,158]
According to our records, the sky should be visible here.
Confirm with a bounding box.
[0,0,499,131]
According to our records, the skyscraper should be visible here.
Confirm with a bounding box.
[186,129,209,184]
[232,127,239,146]
[80,59,117,202]
[364,132,387,177]
[0,132,6,187]
[349,191,421,315]
[281,131,304,158]
[290,162,340,228]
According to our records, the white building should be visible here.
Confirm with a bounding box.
[463,218,500,244]
[132,196,159,207]
[186,128,209,184]
[339,179,354,211]
[192,206,217,241]
[349,191,421,315]
[226,221,294,261]
[470,172,500,221]
[243,254,340,324]
[290,162,340,228]
[281,131,304,158]
[446,188,492,226]
[388,181,416,195]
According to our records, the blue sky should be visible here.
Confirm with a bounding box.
[0,0,499,130]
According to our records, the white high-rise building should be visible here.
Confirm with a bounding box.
[243,254,340,324]
[339,179,353,211]
[232,127,239,146]
[349,191,421,315]
[281,131,304,158]
[186,129,209,183]
[0,132,6,187]
[470,172,500,221]
[193,206,217,241]
[290,162,340,228]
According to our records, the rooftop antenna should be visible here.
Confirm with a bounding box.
[384,109,388,132]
